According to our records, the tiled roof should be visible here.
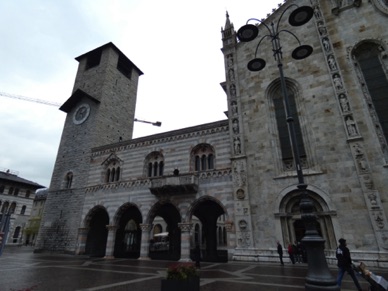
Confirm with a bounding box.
[0,171,45,188]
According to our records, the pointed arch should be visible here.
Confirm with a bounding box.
[83,205,109,257]
[113,202,142,258]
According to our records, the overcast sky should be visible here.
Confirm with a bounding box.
[0,0,281,187]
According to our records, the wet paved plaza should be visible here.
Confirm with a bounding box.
[1,246,386,291]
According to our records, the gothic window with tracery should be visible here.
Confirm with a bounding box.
[145,151,164,178]
[271,85,306,171]
[106,165,121,183]
[191,144,215,172]
[353,42,388,152]
[102,153,123,183]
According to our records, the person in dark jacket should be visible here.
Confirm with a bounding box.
[277,241,284,265]
[336,238,362,291]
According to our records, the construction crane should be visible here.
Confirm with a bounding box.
[0,91,61,107]
[0,91,162,126]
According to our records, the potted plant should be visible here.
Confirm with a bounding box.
[161,262,200,291]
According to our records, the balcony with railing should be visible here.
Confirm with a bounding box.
[149,173,198,196]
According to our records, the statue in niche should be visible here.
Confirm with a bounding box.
[323,37,331,53]
[229,69,235,82]
[234,137,241,154]
[233,119,239,134]
[230,84,236,97]
[231,101,238,114]
[339,94,350,112]
[374,212,385,229]
[352,143,363,155]
[314,5,322,19]
[227,54,234,68]
[333,74,344,91]
[318,22,327,36]
[345,116,358,136]
[357,156,368,172]
[368,192,377,205]
[328,55,337,71]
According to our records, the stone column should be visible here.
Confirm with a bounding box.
[178,222,193,262]
[104,225,117,259]
[139,223,152,260]
[75,227,88,255]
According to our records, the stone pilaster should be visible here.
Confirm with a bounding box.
[104,225,117,259]
[178,222,193,261]
[139,223,152,260]
[75,227,88,255]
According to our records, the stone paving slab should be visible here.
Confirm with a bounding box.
[1,246,387,291]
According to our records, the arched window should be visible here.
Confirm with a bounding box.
[191,144,215,172]
[269,80,307,171]
[14,188,19,196]
[144,151,164,177]
[353,42,388,154]
[20,205,27,215]
[65,172,73,189]
[1,201,8,213]
[106,166,120,182]
[102,153,123,183]
[13,226,21,239]
[195,156,200,171]
[25,190,31,198]
[8,187,14,195]
[9,202,16,214]
[0,185,4,193]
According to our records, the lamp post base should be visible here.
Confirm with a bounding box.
[302,235,339,291]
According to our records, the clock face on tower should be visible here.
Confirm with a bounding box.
[73,103,90,125]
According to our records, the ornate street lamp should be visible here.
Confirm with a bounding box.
[237,5,339,291]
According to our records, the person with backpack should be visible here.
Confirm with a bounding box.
[336,238,362,291]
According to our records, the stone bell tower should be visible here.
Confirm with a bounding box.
[35,43,143,253]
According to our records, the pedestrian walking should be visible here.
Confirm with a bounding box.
[336,238,362,291]
[288,242,295,264]
[277,241,284,265]
[295,241,302,263]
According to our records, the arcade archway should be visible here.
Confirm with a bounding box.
[191,197,227,262]
[85,206,109,257]
[114,203,142,258]
[148,202,181,261]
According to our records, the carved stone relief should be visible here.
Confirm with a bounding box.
[233,160,246,187]
[236,189,245,199]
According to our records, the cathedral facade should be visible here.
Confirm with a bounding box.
[35,0,388,267]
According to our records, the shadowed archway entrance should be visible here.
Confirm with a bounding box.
[114,203,142,258]
[148,202,181,261]
[85,207,109,257]
[192,198,227,262]
[278,189,336,250]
